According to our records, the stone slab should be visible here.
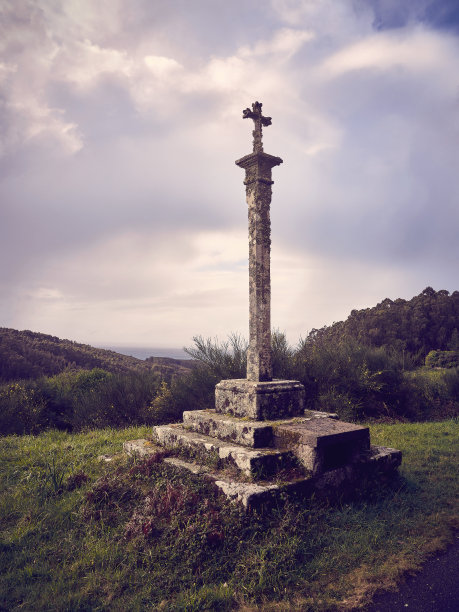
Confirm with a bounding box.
[365,445,402,470]
[183,409,340,449]
[151,424,295,478]
[272,419,370,475]
[215,378,305,420]
[273,418,369,449]
[123,439,162,458]
[183,409,274,448]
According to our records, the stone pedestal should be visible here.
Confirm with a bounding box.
[215,378,305,420]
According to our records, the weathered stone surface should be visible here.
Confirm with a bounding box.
[128,102,403,510]
[151,424,295,478]
[123,439,162,458]
[365,445,402,471]
[164,457,211,475]
[272,419,370,475]
[98,454,116,463]
[304,409,339,420]
[183,409,274,448]
[215,378,305,420]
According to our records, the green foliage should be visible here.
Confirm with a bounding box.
[0,422,457,611]
[307,287,459,367]
[403,367,459,420]
[73,370,162,429]
[0,369,165,434]
[425,350,459,368]
[175,331,301,415]
[42,451,69,495]
[185,333,248,379]
[179,331,459,422]
[146,381,182,424]
[0,381,47,435]
[294,336,407,420]
[3,284,459,434]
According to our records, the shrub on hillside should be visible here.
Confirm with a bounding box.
[0,381,47,435]
[0,369,164,434]
[403,367,459,420]
[425,350,459,369]
[295,336,409,420]
[73,371,161,429]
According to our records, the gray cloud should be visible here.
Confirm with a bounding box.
[1,0,458,346]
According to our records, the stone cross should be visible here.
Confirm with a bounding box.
[236,102,283,382]
[243,101,272,153]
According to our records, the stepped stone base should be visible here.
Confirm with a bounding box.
[152,424,295,478]
[182,409,368,476]
[124,439,402,510]
[215,378,305,420]
[124,381,402,509]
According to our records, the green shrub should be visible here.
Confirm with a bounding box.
[295,337,408,420]
[425,350,459,368]
[0,369,163,435]
[0,381,47,435]
[73,371,161,429]
[38,368,112,430]
[403,368,459,420]
[184,333,247,379]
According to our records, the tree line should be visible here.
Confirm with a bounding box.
[306,287,459,365]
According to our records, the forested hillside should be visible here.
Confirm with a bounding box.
[305,287,459,365]
[1,288,458,435]
[0,328,193,383]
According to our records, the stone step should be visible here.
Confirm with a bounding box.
[272,418,370,475]
[182,409,274,448]
[182,409,340,449]
[151,424,295,478]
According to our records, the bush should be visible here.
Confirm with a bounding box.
[0,381,47,435]
[295,336,408,420]
[403,368,459,420]
[39,368,112,430]
[0,369,163,434]
[73,371,161,429]
[425,350,459,369]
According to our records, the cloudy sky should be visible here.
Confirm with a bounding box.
[1,0,459,352]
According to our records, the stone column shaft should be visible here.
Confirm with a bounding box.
[236,152,282,382]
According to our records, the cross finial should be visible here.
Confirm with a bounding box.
[242,101,272,153]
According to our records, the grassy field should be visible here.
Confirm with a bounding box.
[0,420,457,611]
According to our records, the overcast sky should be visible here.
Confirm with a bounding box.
[1,0,459,351]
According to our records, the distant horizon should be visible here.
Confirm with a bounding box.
[97,345,191,361]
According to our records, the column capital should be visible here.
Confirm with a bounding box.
[235,151,283,170]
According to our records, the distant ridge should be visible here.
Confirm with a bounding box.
[99,346,189,361]
[0,328,194,383]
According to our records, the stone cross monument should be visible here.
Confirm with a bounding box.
[237,101,282,382]
[146,102,402,508]
[215,102,305,419]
